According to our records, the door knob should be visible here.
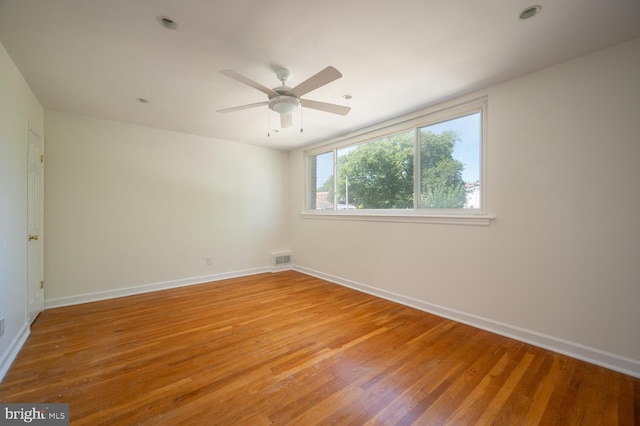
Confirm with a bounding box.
[28,234,39,241]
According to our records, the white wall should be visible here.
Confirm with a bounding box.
[0,42,44,377]
[289,38,640,374]
[44,112,290,305]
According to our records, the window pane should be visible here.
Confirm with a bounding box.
[336,130,414,209]
[308,151,334,209]
[419,112,481,209]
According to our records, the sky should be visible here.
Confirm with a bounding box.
[427,112,481,183]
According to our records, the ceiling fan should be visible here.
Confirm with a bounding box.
[217,66,350,129]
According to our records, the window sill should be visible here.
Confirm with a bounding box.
[300,211,495,226]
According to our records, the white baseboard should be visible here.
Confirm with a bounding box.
[45,267,272,309]
[0,321,30,383]
[294,265,640,378]
[270,264,294,273]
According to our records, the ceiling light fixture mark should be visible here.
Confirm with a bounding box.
[519,5,541,20]
[157,16,177,29]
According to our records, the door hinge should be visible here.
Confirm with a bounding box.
[40,154,44,164]
[40,280,44,289]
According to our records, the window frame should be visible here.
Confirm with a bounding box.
[302,96,494,226]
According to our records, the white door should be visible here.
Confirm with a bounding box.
[27,127,44,324]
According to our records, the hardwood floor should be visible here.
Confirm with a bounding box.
[1,271,638,425]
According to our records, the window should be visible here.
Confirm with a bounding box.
[337,130,414,210]
[418,113,481,209]
[305,98,491,225]
[307,151,334,210]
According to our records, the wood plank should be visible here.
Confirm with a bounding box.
[0,271,637,424]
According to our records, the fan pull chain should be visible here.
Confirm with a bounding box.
[300,107,304,133]
[267,108,270,137]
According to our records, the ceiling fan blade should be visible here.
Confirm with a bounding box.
[280,113,293,128]
[301,99,351,116]
[216,101,268,113]
[287,66,343,98]
[219,70,279,97]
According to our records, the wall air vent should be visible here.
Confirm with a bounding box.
[271,252,292,271]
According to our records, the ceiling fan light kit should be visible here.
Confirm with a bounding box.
[218,66,350,131]
[269,95,300,114]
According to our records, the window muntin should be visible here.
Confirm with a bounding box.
[305,100,486,216]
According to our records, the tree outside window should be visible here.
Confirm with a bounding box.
[307,107,482,212]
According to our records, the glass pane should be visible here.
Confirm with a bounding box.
[336,130,414,209]
[419,112,481,209]
[308,151,334,209]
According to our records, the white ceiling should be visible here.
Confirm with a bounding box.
[1,1,639,150]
